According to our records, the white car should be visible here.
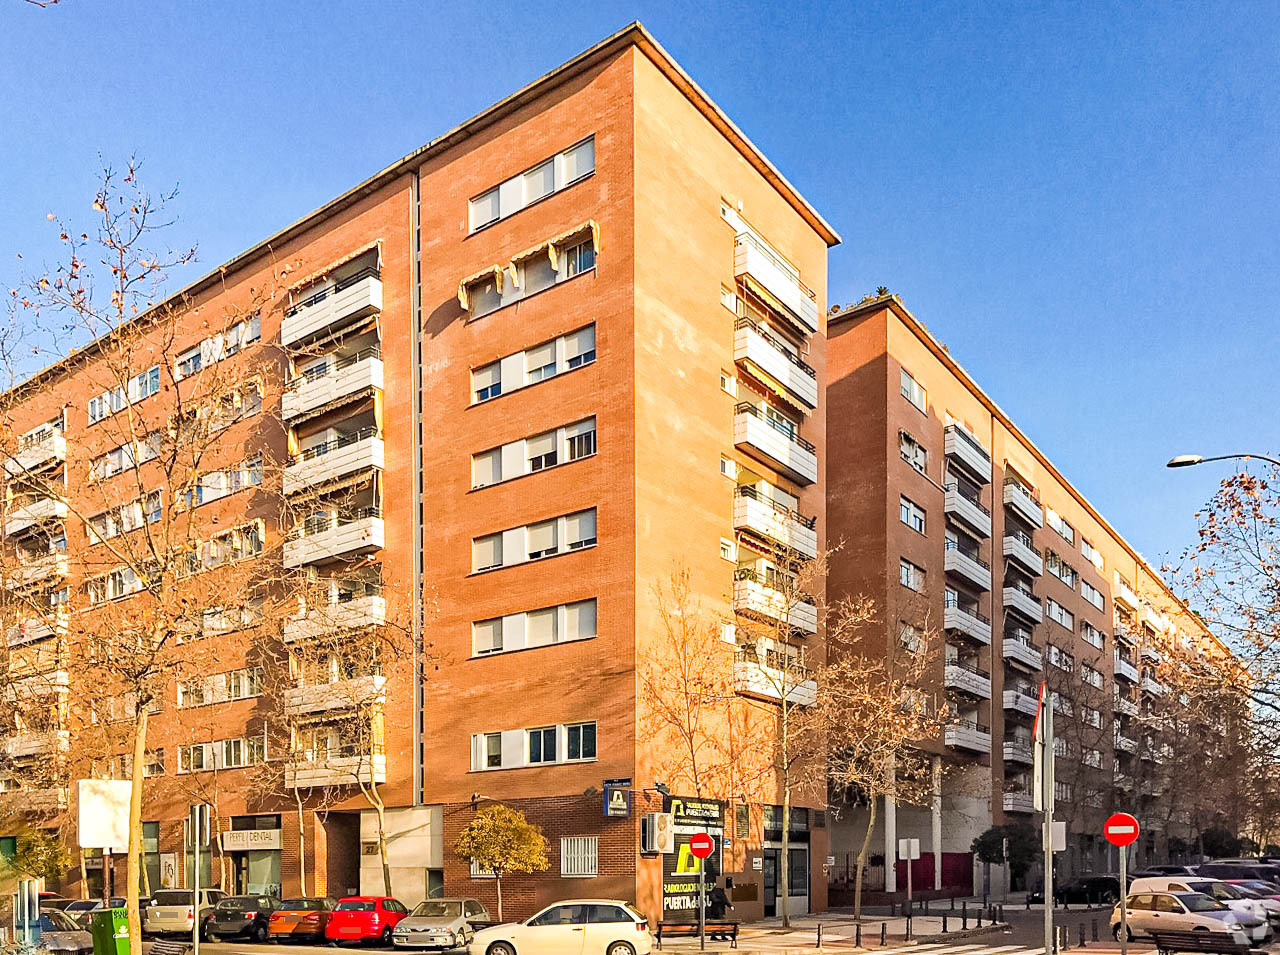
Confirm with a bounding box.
[1128,877,1271,943]
[469,900,652,955]
[143,888,228,937]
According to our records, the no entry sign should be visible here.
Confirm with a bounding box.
[1104,812,1140,847]
[689,832,715,860]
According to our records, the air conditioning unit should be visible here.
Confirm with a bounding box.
[641,812,675,854]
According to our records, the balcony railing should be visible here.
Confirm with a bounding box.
[733,316,818,410]
[944,594,992,645]
[1141,674,1166,697]
[1002,633,1043,670]
[944,483,992,538]
[944,425,992,483]
[733,232,819,334]
[944,720,992,754]
[1114,578,1139,611]
[945,539,992,591]
[733,486,818,558]
[284,674,387,716]
[284,428,384,495]
[1003,791,1036,813]
[1114,653,1139,683]
[286,747,386,788]
[1003,585,1043,624]
[734,654,818,706]
[3,497,69,538]
[733,403,817,485]
[1003,739,1034,764]
[283,347,384,420]
[1113,692,1139,717]
[944,659,992,699]
[282,267,382,346]
[284,508,385,569]
[4,432,66,477]
[283,593,387,643]
[1003,479,1044,527]
[733,578,818,634]
[1004,687,1040,717]
[1003,530,1044,576]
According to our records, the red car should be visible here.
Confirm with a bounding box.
[325,896,410,945]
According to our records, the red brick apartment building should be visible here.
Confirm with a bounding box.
[0,24,838,919]
[824,294,1231,898]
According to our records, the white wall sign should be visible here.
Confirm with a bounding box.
[898,837,921,861]
[220,829,283,851]
[77,779,131,849]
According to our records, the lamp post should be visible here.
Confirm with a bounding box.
[1166,452,1280,469]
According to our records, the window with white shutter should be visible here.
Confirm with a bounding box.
[561,836,599,877]
[565,510,596,550]
[565,600,597,640]
[472,449,502,488]
[473,534,503,572]
[473,618,503,655]
[527,608,557,647]
[526,342,556,383]
[565,418,597,461]
[526,432,557,472]
[564,326,595,368]
[562,140,595,185]
[472,363,501,402]
[527,521,558,560]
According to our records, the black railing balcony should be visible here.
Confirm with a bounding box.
[286,266,381,317]
[290,426,379,465]
[734,316,817,378]
[735,402,816,452]
[736,485,817,529]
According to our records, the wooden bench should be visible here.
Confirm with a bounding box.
[1147,929,1254,955]
[655,921,740,949]
[148,940,193,955]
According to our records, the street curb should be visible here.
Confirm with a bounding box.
[913,922,1010,943]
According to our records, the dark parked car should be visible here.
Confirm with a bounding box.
[1145,865,1201,876]
[207,895,280,942]
[1054,876,1124,905]
[1200,863,1280,881]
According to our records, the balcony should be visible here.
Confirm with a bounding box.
[1003,634,1043,671]
[7,609,69,647]
[1114,731,1138,754]
[3,729,70,760]
[8,668,69,700]
[282,268,382,347]
[1003,480,1044,527]
[0,786,67,813]
[944,425,992,484]
[733,578,818,635]
[283,594,387,643]
[733,404,817,486]
[6,551,68,590]
[5,432,65,477]
[284,675,387,717]
[1114,579,1139,611]
[4,497,68,538]
[1114,772,1136,791]
[283,349,384,421]
[1141,645,1163,665]
[944,484,992,539]
[1113,692,1139,717]
[1003,585,1043,624]
[1114,653,1139,683]
[1003,739,1034,765]
[945,540,992,591]
[945,660,992,699]
[284,430,384,495]
[1003,791,1036,814]
[733,232,818,334]
[734,657,818,706]
[733,317,818,410]
[1141,675,1166,696]
[286,752,386,789]
[1004,688,1040,717]
[944,721,992,754]
[944,599,991,645]
[284,510,385,569]
[733,486,818,559]
[1003,531,1043,577]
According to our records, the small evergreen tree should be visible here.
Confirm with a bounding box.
[454,805,549,921]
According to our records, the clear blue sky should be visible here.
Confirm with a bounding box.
[2,0,1276,567]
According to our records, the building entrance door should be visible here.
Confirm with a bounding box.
[763,851,778,918]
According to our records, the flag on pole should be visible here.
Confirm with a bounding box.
[1032,681,1048,811]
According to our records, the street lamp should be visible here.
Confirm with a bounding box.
[1166,452,1280,469]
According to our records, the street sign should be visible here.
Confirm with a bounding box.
[898,837,920,860]
[1104,813,1140,847]
[689,832,715,859]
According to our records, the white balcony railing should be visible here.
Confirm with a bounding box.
[1003,480,1044,527]
[4,433,66,477]
[732,487,818,559]
[733,317,818,410]
[1003,586,1043,624]
[283,594,387,643]
[733,578,818,634]
[284,431,384,495]
[944,425,992,484]
[944,484,992,539]
[286,752,386,789]
[1004,688,1040,717]
[3,497,68,537]
[1113,692,1139,717]
[1114,578,1139,611]
[945,542,992,591]
[944,661,992,699]
[1141,645,1163,664]
[1003,791,1036,814]
[1141,675,1166,697]
[734,659,818,706]
[944,721,992,754]
[2,729,70,760]
[7,609,69,647]
[1002,636,1043,671]
[733,232,819,334]
[284,512,385,569]
[1114,732,1138,754]
[1114,654,1139,683]
[1003,532,1043,576]
[283,350,384,420]
[733,404,818,486]
[1003,739,1034,765]
[944,601,992,645]
[282,269,382,347]
[283,675,387,717]
[6,552,68,590]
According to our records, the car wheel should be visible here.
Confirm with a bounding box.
[380,926,394,946]
[487,943,516,955]
[1113,924,1133,942]
[1102,891,1118,905]
[606,943,635,955]
[256,923,270,942]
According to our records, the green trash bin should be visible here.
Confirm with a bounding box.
[90,908,131,955]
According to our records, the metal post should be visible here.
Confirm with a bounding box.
[880,922,886,946]
[855,923,862,947]
[1078,922,1086,947]
[816,923,823,948]
[942,915,948,933]
[1044,703,1056,955]
[962,901,968,929]
[698,860,706,951]
[905,914,911,941]
[193,821,201,955]
[1118,845,1128,955]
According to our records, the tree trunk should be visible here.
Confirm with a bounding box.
[125,707,149,952]
[375,798,392,897]
[295,790,308,896]
[854,796,877,920]
[79,850,89,900]
[780,782,791,927]
[495,874,504,922]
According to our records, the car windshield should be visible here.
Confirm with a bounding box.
[1180,894,1228,912]
[40,911,80,932]
[336,901,375,912]
[66,901,96,912]
[411,902,461,918]
[1245,881,1280,893]
[152,892,191,906]
[280,899,326,910]
[216,898,254,910]
[1199,883,1244,900]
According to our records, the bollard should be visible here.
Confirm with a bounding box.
[942,915,948,934]
[1078,922,1086,947]
[855,923,862,948]
[951,895,956,911]
[1026,895,1032,911]
[962,902,968,930]
[817,923,823,949]
[880,922,886,946]
[1092,919,1099,942]
[998,904,1004,923]
[905,915,912,941]
[976,912,983,928]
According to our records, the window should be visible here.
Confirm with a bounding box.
[484,733,501,768]
[899,432,927,474]
[468,137,595,233]
[1082,706,1102,729]
[526,342,556,383]
[527,520,559,560]
[563,139,594,185]
[176,346,202,379]
[566,722,596,761]
[177,679,206,708]
[1081,622,1105,649]
[143,751,164,777]
[565,510,596,550]
[566,418,596,461]
[899,622,922,653]
[1047,507,1075,544]
[1083,748,1102,769]
[564,326,595,368]
[469,275,502,318]
[527,432,557,472]
[720,538,736,562]
[1046,551,1078,589]
[521,254,557,295]
[179,743,209,773]
[469,188,501,231]
[228,667,262,700]
[720,372,738,397]
[1082,580,1104,610]
[473,618,503,655]
[565,600,596,641]
[561,836,599,878]
[472,363,501,402]
[1055,781,1074,803]
[528,727,557,764]
[563,240,595,277]
[526,607,557,647]
[473,534,503,572]
[899,559,925,592]
[720,456,737,479]
[900,369,926,413]
[1081,538,1104,571]
[1046,598,1074,630]
[899,496,925,534]
[1048,644,1074,672]
[472,449,501,488]
[1081,664,1103,689]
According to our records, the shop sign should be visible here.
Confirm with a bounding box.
[661,796,725,919]
[220,829,283,851]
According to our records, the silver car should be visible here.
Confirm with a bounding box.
[1111,891,1247,941]
[394,899,490,949]
[34,907,94,955]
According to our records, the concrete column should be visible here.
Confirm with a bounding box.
[884,757,898,893]
[932,756,943,891]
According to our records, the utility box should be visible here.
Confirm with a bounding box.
[91,908,130,955]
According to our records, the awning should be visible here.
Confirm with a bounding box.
[288,240,384,293]
[507,241,554,288]
[546,220,600,269]
[286,469,378,508]
[457,264,504,310]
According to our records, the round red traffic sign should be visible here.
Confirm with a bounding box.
[689,832,716,859]
[1104,812,1140,847]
